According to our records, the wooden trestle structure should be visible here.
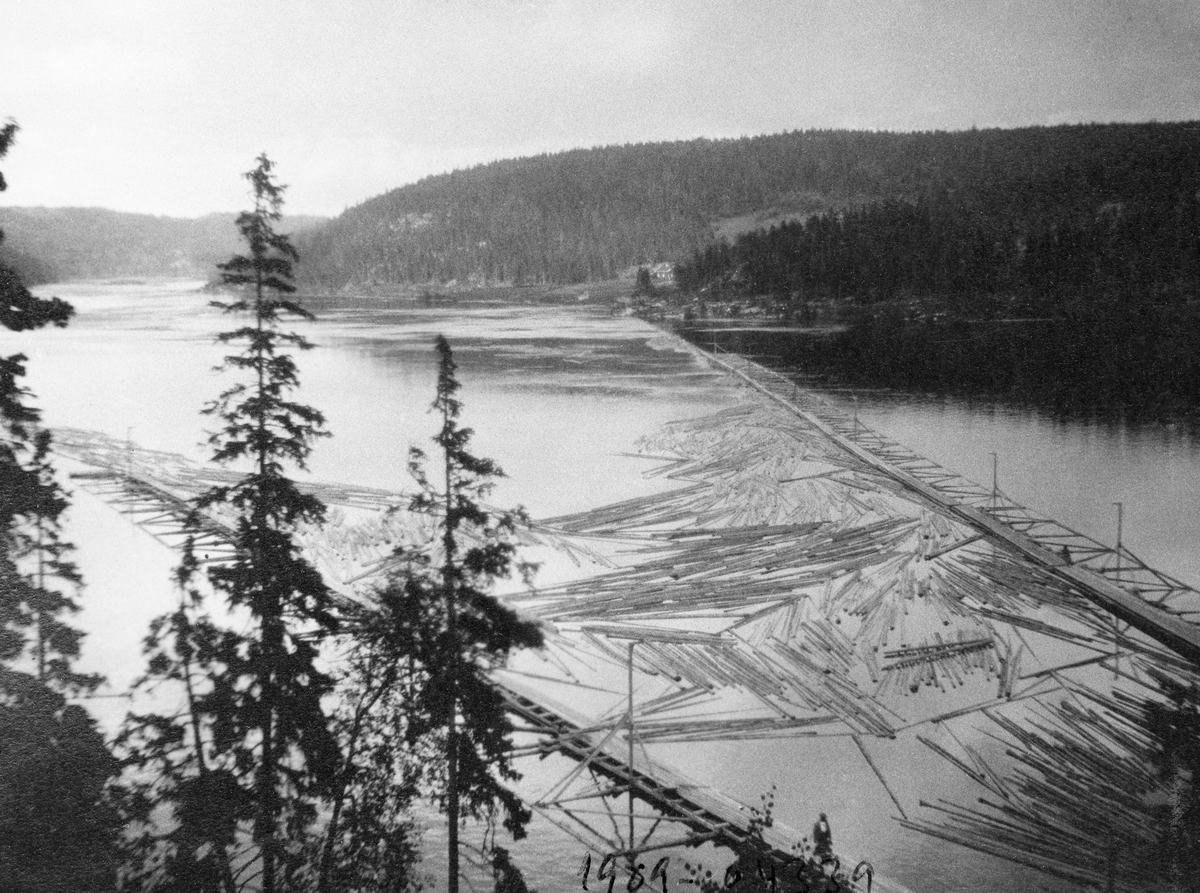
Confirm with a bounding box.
[52,426,827,881]
[701,346,1200,662]
[52,334,1200,893]
[499,683,802,861]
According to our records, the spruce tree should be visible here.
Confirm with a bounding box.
[0,119,80,681]
[203,153,339,893]
[0,117,119,892]
[356,336,542,893]
[119,154,339,893]
[22,427,94,689]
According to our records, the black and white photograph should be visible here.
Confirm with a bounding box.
[3,2,1200,891]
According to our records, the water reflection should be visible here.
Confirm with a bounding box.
[14,280,1200,893]
[842,392,1200,590]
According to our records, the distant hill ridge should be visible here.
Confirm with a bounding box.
[5,123,1198,290]
[0,207,326,283]
[295,122,1200,289]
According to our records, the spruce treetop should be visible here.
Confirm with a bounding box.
[204,152,328,489]
[119,154,338,893]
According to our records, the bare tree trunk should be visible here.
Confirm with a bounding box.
[254,264,278,893]
[259,607,280,893]
[35,520,45,681]
[444,440,460,893]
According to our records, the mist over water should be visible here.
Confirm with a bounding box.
[8,280,1199,893]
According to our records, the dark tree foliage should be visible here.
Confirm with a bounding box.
[353,337,543,893]
[0,357,82,678]
[20,427,94,690]
[310,650,426,893]
[672,148,1200,420]
[119,154,338,893]
[674,191,1200,306]
[488,846,533,893]
[0,266,73,332]
[0,130,72,333]
[0,668,121,893]
[202,154,338,893]
[295,122,1200,289]
[0,121,81,680]
[117,551,255,893]
[634,266,655,297]
[0,122,78,678]
[0,117,119,892]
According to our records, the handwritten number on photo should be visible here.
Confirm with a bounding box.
[631,862,649,891]
[597,853,618,893]
[650,856,670,893]
[852,861,874,893]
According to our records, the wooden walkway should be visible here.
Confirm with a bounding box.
[702,346,1200,664]
[52,337,1200,892]
[498,676,806,862]
[54,426,863,882]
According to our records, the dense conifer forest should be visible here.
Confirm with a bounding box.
[674,192,1200,309]
[294,122,1200,290]
[672,177,1200,422]
[7,123,1198,300]
[663,123,1200,421]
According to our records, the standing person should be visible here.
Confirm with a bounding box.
[813,812,833,862]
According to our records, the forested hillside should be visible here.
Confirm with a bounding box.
[674,129,1200,308]
[296,122,1200,290]
[664,122,1200,421]
[0,208,325,282]
[7,123,1197,295]
[675,191,1200,312]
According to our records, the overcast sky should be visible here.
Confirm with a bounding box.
[3,0,1199,218]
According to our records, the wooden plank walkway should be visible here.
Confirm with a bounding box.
[496,675,877,887]
[701,347,1200,665]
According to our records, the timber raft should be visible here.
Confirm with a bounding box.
[54,331,1200,892]
[699,345,1200,664]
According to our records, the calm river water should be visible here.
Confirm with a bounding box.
[8,280,1200,893]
